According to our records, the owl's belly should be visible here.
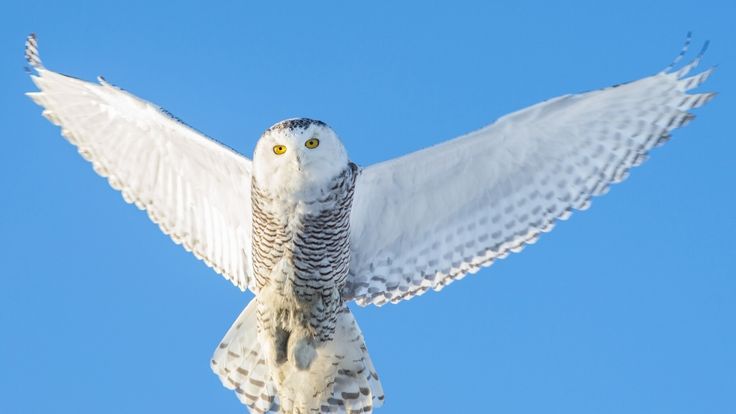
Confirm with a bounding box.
[255,257,342,373]
[252,259,349,411]
[258,257,342,338]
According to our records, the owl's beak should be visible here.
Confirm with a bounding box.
[295,154,303,172]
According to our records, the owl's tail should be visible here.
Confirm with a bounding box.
[312,306,385,413]
[211,300,384,414]
[211,299,280,413]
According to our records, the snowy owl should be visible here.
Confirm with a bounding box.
[25,33,714,413]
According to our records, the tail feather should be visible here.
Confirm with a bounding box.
[212,301,383,414]
[211,300,281,413]
[317,308,384,413]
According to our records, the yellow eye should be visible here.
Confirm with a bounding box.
[305,138,320,149]
[273,145,287,155]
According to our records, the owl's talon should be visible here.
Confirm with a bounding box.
[290,336,316,370]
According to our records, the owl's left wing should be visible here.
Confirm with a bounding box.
[25,35,254,291]
[345,46,715,306]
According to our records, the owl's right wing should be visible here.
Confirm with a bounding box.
[346,41,715,306]
[25,35,254,291]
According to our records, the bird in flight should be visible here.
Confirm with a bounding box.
[25,33,714,413]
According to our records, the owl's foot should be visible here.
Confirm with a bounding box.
[290,336,316,370]
[274,327,290,364]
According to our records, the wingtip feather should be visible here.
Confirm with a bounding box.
[26,91,46,106]
[661,32,692,73]
[25,33,43,71]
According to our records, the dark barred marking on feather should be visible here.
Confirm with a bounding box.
[25,33,43,70]
[264,118,327,135]
[662,31,693,73]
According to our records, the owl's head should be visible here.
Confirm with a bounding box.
[253,118,348,193]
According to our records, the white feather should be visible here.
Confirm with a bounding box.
[27,63,254,291]
[346,57,715,306]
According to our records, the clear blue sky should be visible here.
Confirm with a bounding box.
[1,1,734,413]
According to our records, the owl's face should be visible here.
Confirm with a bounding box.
[253,118,348,194]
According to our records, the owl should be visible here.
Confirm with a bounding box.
[25,33,714,414]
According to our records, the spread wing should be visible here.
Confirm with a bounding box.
[25,34,254,291]
[346,41,715,306]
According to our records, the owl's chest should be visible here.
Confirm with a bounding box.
[250,182,355,297]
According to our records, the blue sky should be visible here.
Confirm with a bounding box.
[1,1,734,413]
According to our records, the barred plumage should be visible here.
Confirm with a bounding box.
[251,162,357,344]
[245,131,382,412]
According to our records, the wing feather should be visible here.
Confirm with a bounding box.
[346,46,715,306]
[26,35,254,291]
